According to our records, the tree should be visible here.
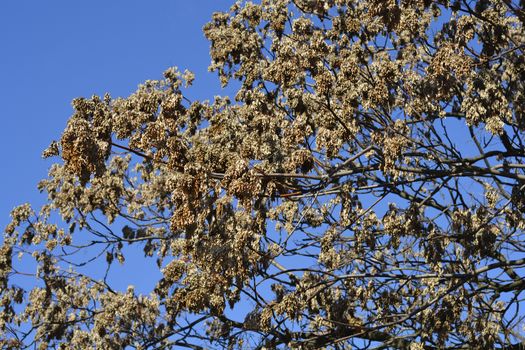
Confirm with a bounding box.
[2,0,525,348]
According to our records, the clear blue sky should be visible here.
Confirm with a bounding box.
[0,1,231,235]
[0,1,238,296]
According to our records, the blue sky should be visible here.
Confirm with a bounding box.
[0,1,240,298]
[0,1,232,235]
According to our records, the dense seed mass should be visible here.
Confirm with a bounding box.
[2,1,525,349]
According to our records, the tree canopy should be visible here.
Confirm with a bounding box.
[2,0,525,349]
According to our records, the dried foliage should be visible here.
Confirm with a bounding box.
[3,0,525,349]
